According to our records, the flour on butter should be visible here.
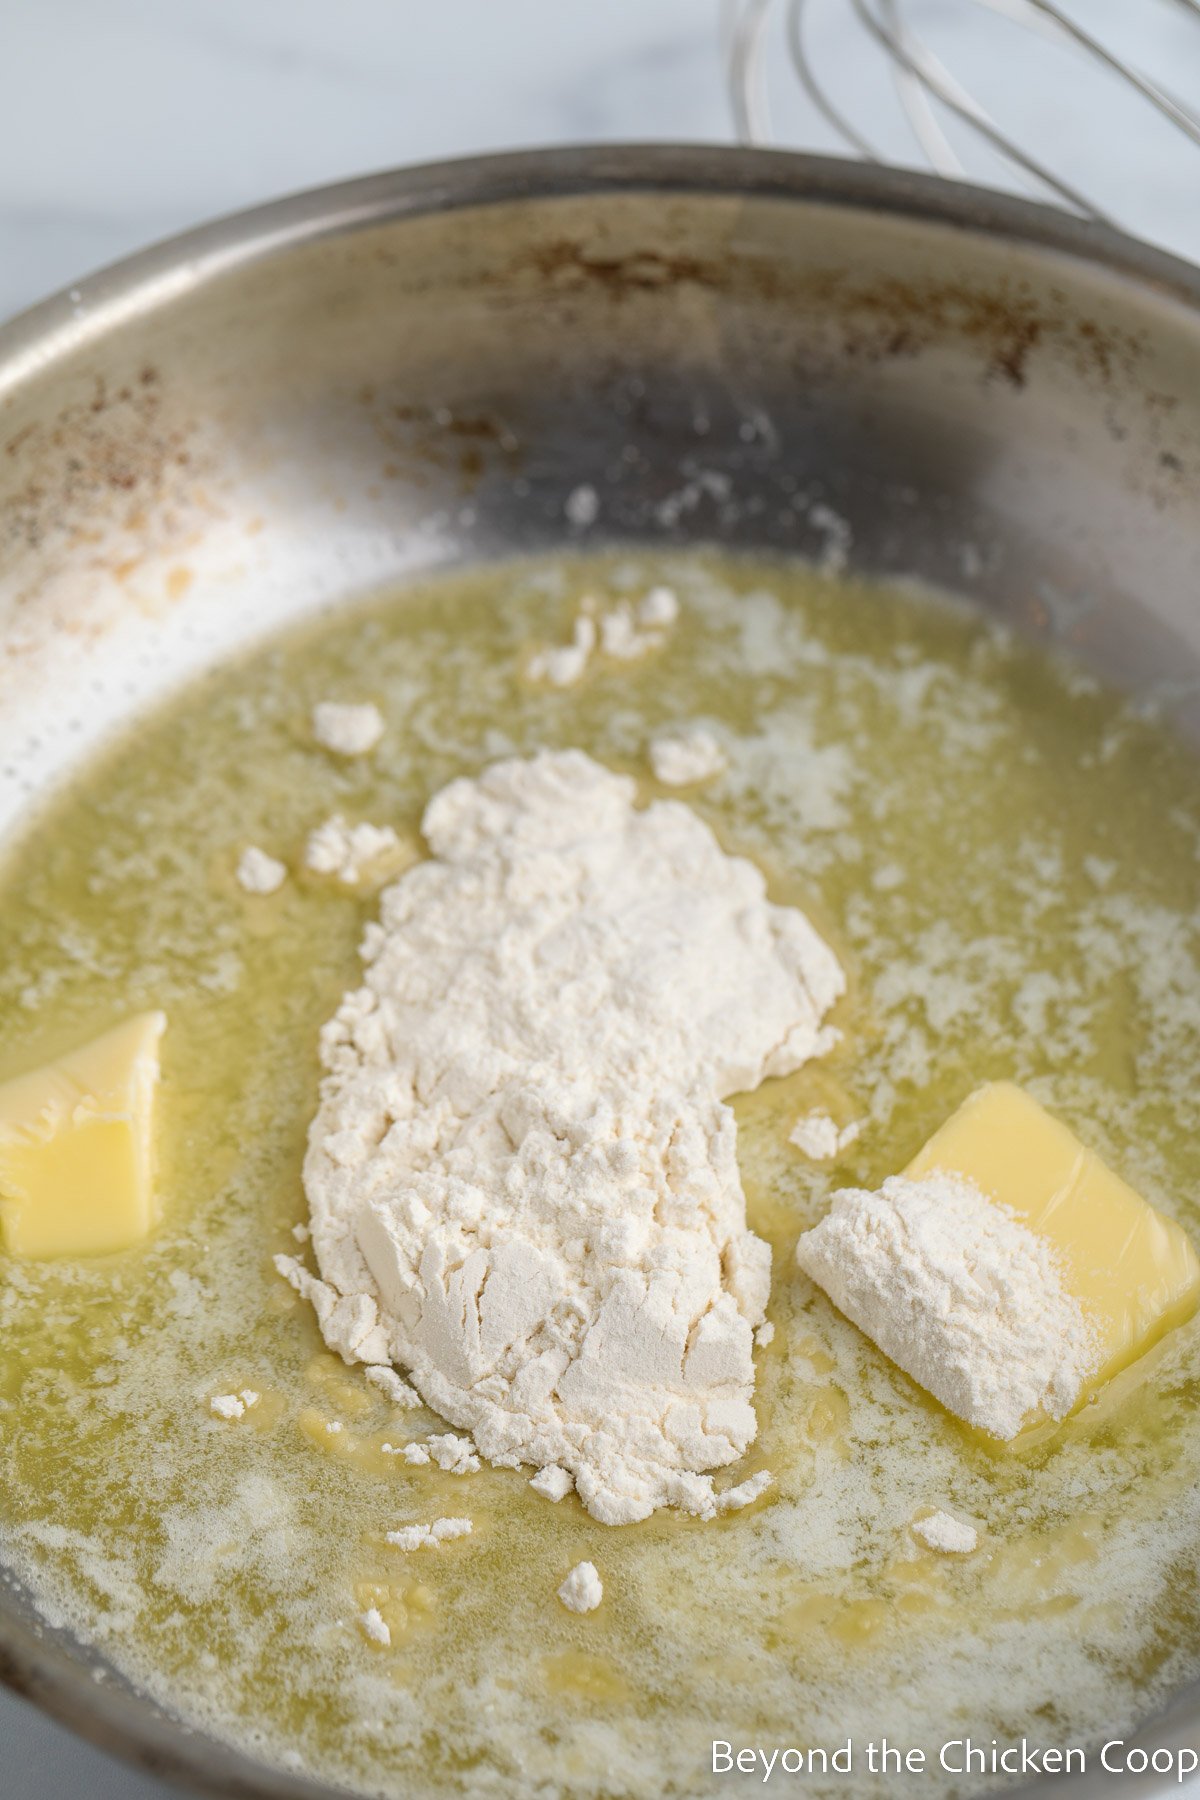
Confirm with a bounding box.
[290,750,843,1525]
[796,1172,1101,1439]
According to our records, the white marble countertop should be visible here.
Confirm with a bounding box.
[0,1,1197,1795]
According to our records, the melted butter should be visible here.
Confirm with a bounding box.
[304,1353,377,1418]
[774,1514,1111,1654]
[542,1650,632,1704]
[295,1407,401,1475]
[805,1386,852,1456]
[0,550,1198,1797]
[794,1335,838,1377]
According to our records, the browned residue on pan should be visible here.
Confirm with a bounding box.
[1,366,212,562]
[362,395,525,493]
[508,233,1144,396]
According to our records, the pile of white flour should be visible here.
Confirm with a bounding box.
[286,749,843,1524]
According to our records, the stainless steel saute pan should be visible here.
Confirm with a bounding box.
[1,146,1198,1800]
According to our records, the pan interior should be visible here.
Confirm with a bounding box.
[1,544,1199,1798]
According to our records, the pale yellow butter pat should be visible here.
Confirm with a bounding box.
[0,1012,167,1259]
[907,1081,1200,1406]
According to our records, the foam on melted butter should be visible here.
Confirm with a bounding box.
[1,550,1199,1799]
[0,1011,165,1258]
[907,1081,1200,1422]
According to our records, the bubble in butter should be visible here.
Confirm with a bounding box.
[0,1011,166,1258]
[907,1080,1200,1418]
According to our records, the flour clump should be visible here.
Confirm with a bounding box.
[789,1109,862,1161]
[557,1561,603,1613]
[913,1510,978,1554]
[304,816,407,887]
[649,726,727,788]
[312,700,384,756]
[385,1517,473,1551]
[530,1464,574,1502]
[527,589,681,686]
[298,749,843,1524]
[236,845,287,895]
[358,1606,390,1646]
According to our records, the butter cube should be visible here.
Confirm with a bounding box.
[796,1081,1199,1440]
[906,1081,1200,1405]
[0,1012,167,1259]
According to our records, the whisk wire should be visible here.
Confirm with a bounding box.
[878,0,966,179]
[726,0,776,144]
[787,0,882,160]
[850,0,1105,216]
[728,0,1200,231]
